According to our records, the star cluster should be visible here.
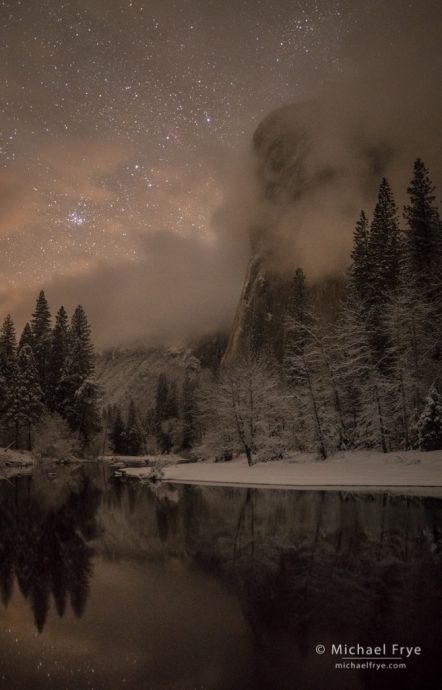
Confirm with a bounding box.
[0,0,350,287]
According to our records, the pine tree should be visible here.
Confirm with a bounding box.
[110,407,127,455]
[283,267,311,382]
[48,306,70,412]
[404,159,442,286]
[417,385,442,451]
[0,315,18,445]
[6,344,43,449]
[155,373,168,418]
[367,178,402,303]
[19,322,34,351]
[31,291,52,394]
[166,380,179,419]
[366,179,402,362]
[182,359,200,450]
[0,314,17,383]
[383,275,435,448]
[57,305,101,449]
[287,309,350,457]
[333,294,392,452]
[126,399,144,455]
[349,211,370,304]
[73,379,102,451]
[69,305,94,379]
[155,374,179,452]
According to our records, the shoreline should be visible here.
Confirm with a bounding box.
[122,449,442,497]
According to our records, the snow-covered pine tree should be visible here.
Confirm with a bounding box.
[73,379,102,452]
[417,385,442,451]
[333,294,391,452]
[404,159,442,360]
[57,305,101,450]
[404,159,442,287]
[110,406,127,455]
[0,315,18,445]
[126,399,144,455]
[283,267,311,380]
[349,210,370,306]
[366,179,402,360]
[48,306,70,412]
[286,305,351,457]
[6,344,43,449]
[18,322,34,350]
[0,314,17,384]
[181,359,201,451]
[69,305,94,379]
[155,373,180,452]
[30,291,52,398]
[368,178,402,297]
[383,274,436,448]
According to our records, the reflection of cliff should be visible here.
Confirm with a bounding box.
[0,475,101,632]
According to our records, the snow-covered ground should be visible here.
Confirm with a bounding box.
[122,450,442,496]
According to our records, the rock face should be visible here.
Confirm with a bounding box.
[222,254,291,364]
[95,334,228,414]
[95,347,187,415]
[223,102,346,364]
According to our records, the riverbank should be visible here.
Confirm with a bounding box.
[0,448,34,479]
[122,450,442,496]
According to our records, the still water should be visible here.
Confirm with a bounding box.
[0,464,441,690]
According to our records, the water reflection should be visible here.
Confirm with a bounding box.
[0,469,440,690]
[0,469,101,632]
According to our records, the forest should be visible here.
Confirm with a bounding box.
[198,158,442,462]
[1,159,442,462]
[0,294,101,455]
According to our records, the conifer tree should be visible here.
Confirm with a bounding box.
[57,305,101,448]
[110,407,127,455]
[72,379,102,451]
[417,385,442,451]
[0,314,17,384]
[155,373,179,452]
[367,178,401,303]
[181,359,200,450]
[48,306,70,412]
[334,296,391,452]
[349,211,370,304]
[19,322,34,351]
[366,179,402,362]
[166,380,179,419]
[404,159,442,285]
[31,291,52,392]
[283,267,311,381]
[126,399,144,455]
[69,305,94,379]
[6,344,43,449]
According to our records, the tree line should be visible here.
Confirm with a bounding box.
[0,292,101,453]
[199,158,442,463]
[106,359,200,456]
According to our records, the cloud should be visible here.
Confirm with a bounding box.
[1,0,441,345]
[246,0,442,281]
[7,227,247,348]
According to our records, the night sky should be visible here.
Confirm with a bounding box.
[0,0,441,345]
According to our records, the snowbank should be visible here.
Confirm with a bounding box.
[123,450,442,496]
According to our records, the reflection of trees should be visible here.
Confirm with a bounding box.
[127,484,441,690]
[0,475,101,632]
